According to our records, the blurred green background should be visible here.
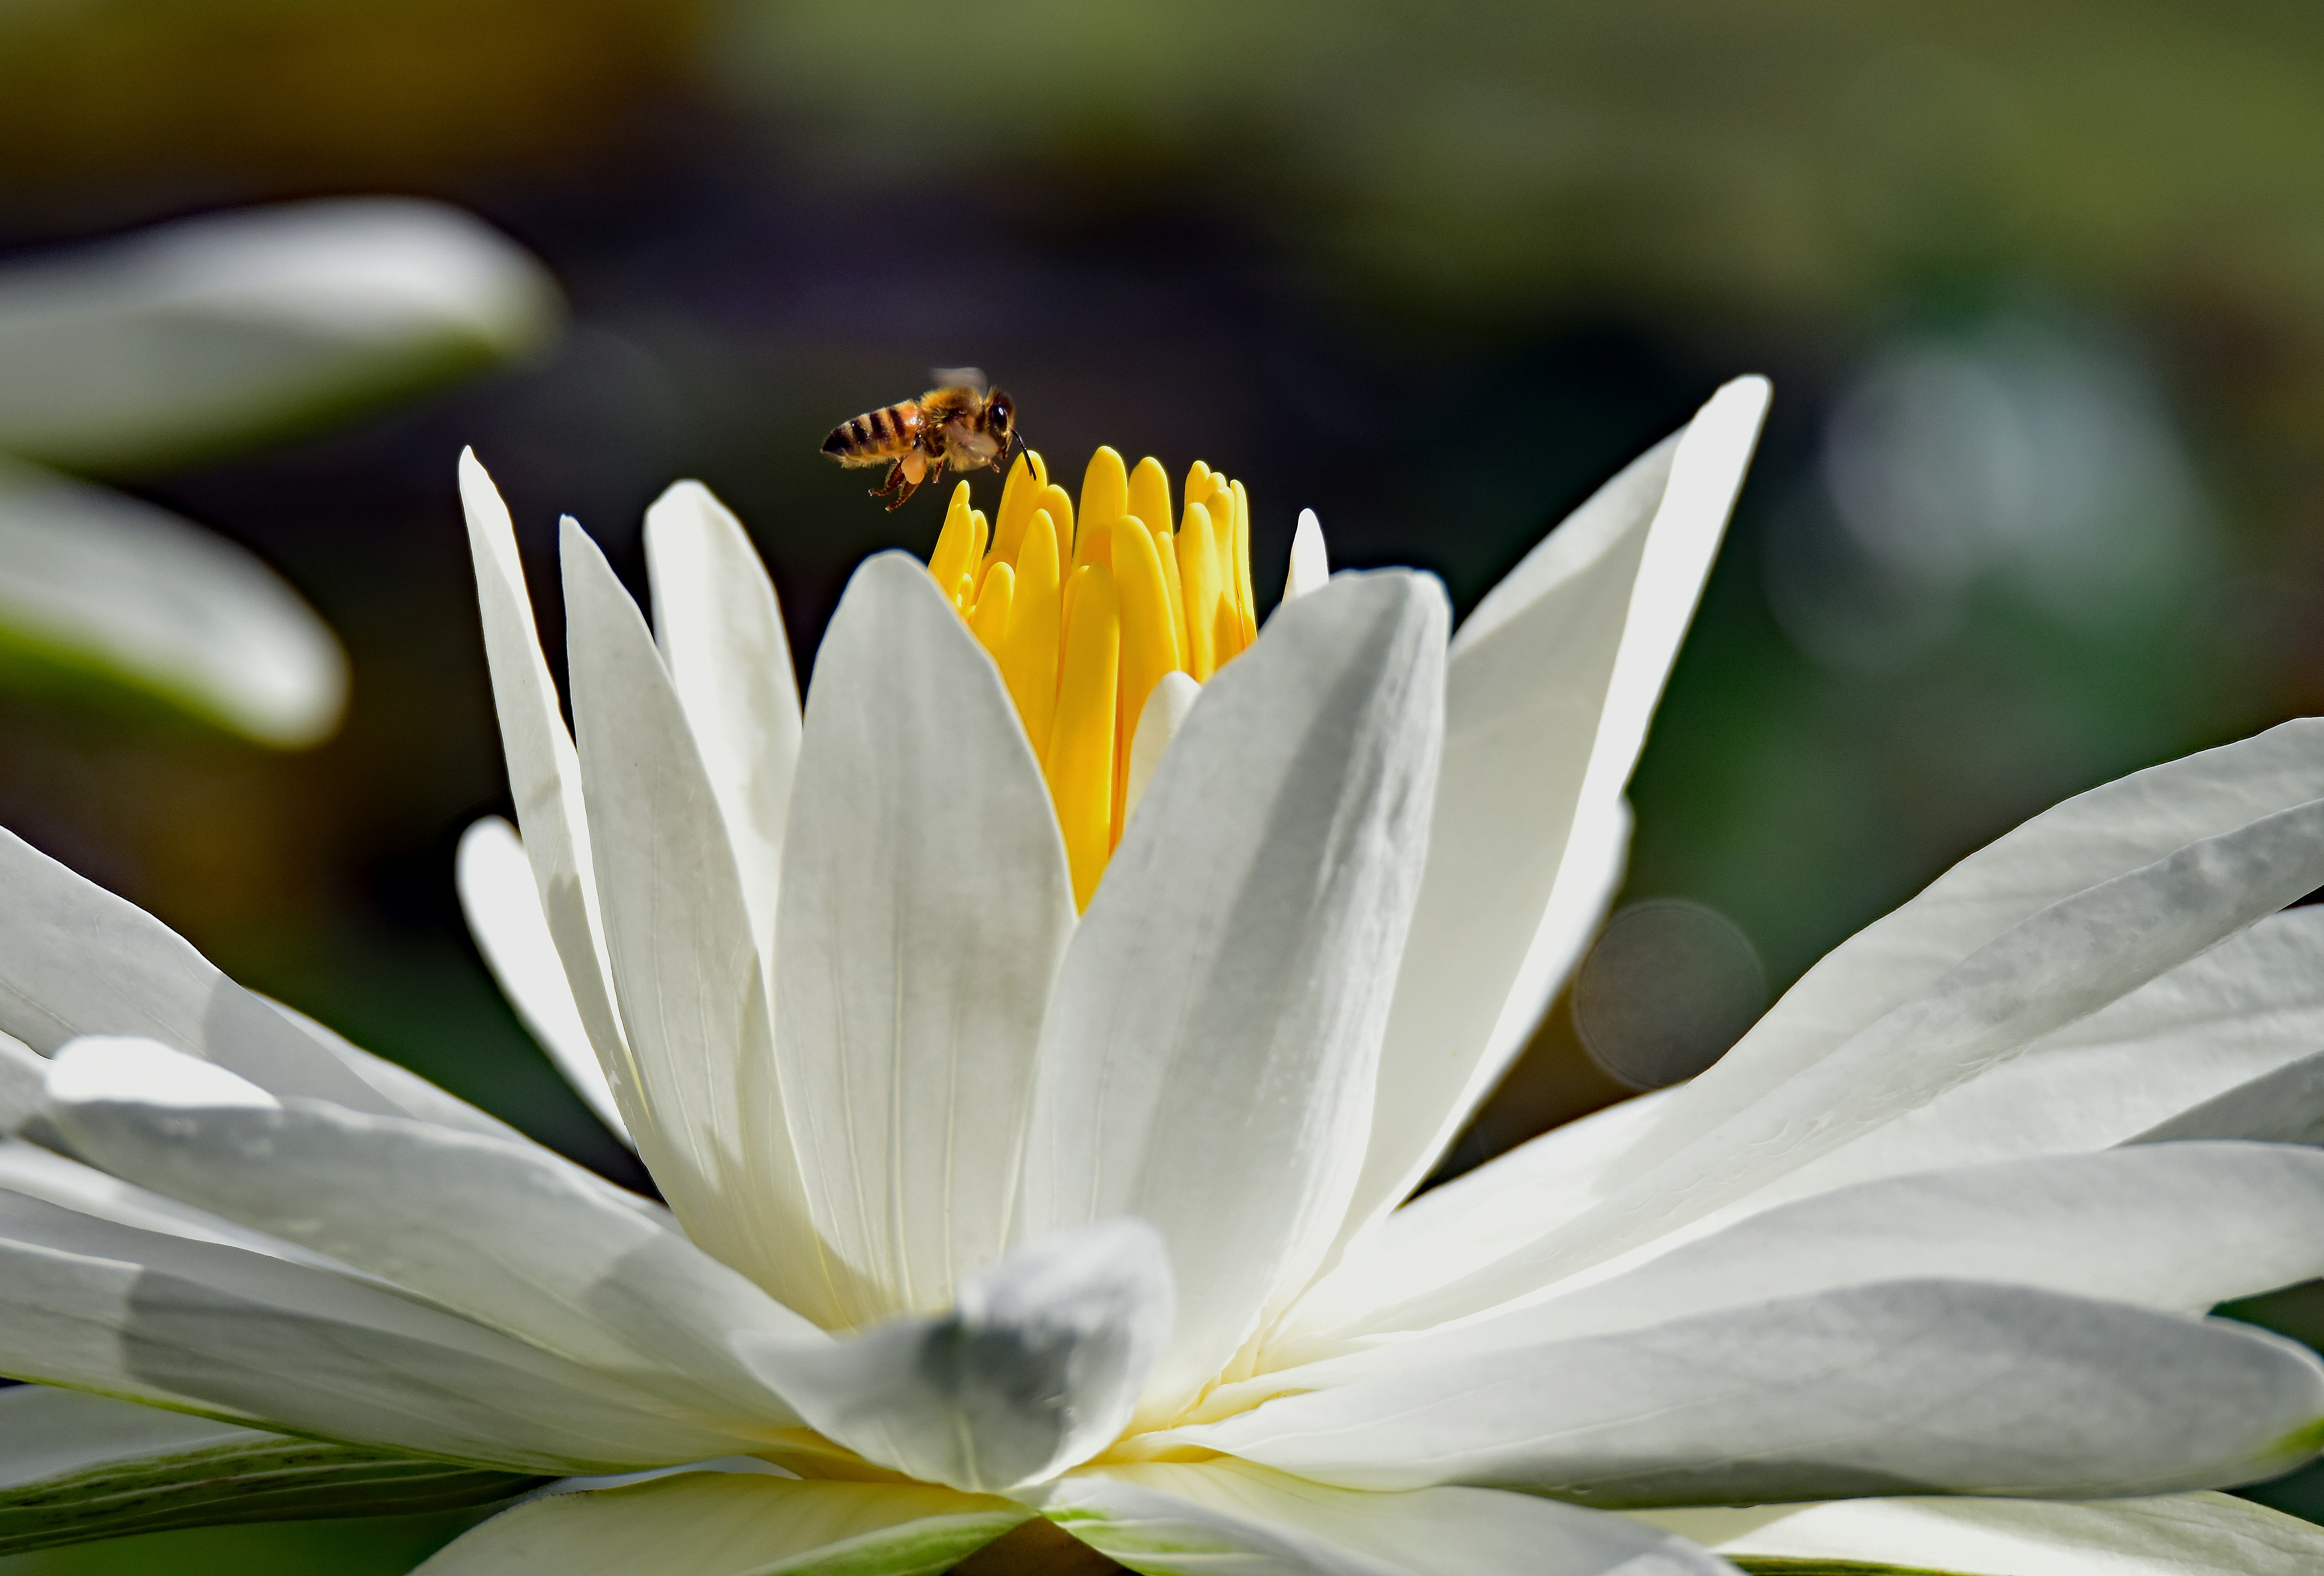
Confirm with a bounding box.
[8,0,2324,1566]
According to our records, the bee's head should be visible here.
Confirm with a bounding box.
[985,389,1015,441]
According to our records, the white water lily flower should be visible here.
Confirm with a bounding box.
[5,375,2324,1576]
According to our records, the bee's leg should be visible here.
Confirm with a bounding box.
[869,459,906,500]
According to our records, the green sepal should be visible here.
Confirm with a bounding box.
[1732,1560,1977,1576]
[0,1432,546,1555]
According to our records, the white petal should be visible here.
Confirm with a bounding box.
[1370,784,2324,1331]
[745,1221,1171,1493]
[561,519,837,1324]
[0,1189,762,1472]
[46,1036,816,1433]
[1274,1143,2324,1393]
[0,1381,267,1483]
[643,481,801,960]
[1017,570,1447,1416]
[0,458,346,746]
[1635,1491,2324,1576]
[1603,719,2324,1200]
[0,827,406,1113]
[413,1469,1028,1576]
[0,1136,358,1266]
[2133,1049,2324,1144]
[1280,1090,1676,1349]
[1124,670,1200,828]
[1039,1459,1731,1576]
[1169,1281,2324,1504]
[459,454,642,1152]
[1341,378,1767,1254]
[261,995,527,1142]
[1282,509,1330,602]
[0,1031,47,1135]
[457,816,629,1141]
[774,554,1075,1320]
[0,198,557,470]
[1702,906,2324,1217]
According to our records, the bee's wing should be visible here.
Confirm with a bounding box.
[931,366,988,395]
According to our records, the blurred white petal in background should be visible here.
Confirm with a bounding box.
[0,196,561,746]
[0,457,347,747]
[0,197,561,472]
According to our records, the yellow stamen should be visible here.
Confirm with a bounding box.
[1081,447,1129,535]
[928,483,978,594]
[1129,458,1183,666]
[1037,482,1078,565]
[1110,519,1181,848]
[1230,481,1258,649]
[1177,500,1224,680]
[1049,565,1119,909]
[926,447,1259,908]
[1000,509,1063,759]
[970,561,1014,659]
[988,451,1048,570]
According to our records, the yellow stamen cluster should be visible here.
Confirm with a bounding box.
[925,446,1259,908]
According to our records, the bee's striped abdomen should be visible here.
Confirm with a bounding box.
[821,401,922,465]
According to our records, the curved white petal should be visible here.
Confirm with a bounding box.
[0,1189,761,1472]
[1282,1091,1677,1347]
[1282,509,1329,602]
[1124,670,1201,828]
[0,1136,363,1267]
[1168,1281,2324,1505]
[1265,1143,2324,1397]
[746,1221,1171,1493]
[1367,784,2324,1331]
[0,1381,270,1479]
[1600,719,2324,1200]
[1039,1459,1732,1576]
[775,554,1075,1321]
[0,459,346,746]
[1017,570,1448,1416]
[643,481,801,959]
[562,520,838,1325]
[0,198,558,470]
[2133,1048,2324,1144]
[460,454,643,1153]
[0,1032,42,1136]
[46,1036,815,1432]
[0,827,406,1114]
[1340,378,1767,1253]
[1684,905,2324,1223]
[413,1468,1028,1576]
[262,996,524,1142]
[457,816,628,1141]
[1634,1491,2324,1576]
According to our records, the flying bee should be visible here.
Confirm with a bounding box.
[820,367,1021,511]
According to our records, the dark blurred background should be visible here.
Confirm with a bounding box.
[6,1,2324,1566]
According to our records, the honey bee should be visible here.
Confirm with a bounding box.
[820,367,1021,511]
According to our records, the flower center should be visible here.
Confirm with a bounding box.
[923,445,1258,908]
